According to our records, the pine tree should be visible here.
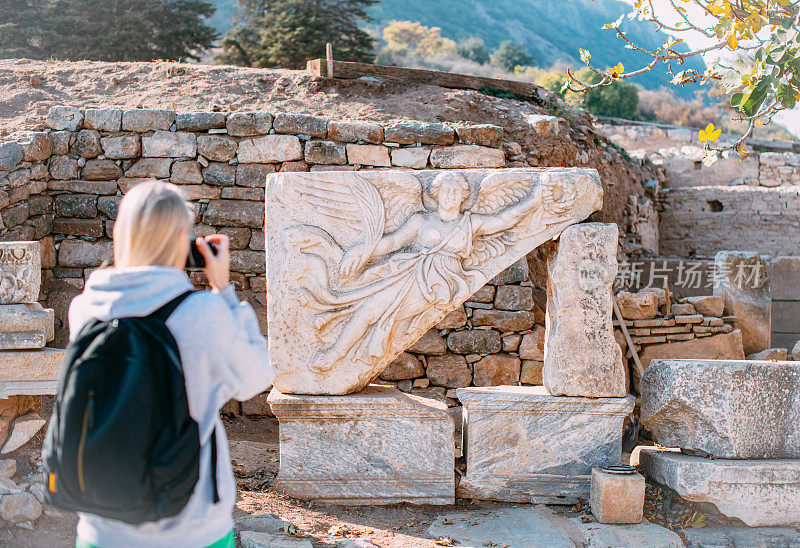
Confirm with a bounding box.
[0,0,50,59]
[218,0,377,69]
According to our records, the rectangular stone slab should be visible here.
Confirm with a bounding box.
[640,359,800,458]
[639,448,800,527]
[456,385,634,504]
[0,242,41,304]
[0,348,65,398]
[266,168,603,394]
[0,304,55,350]
[268,385,454,505]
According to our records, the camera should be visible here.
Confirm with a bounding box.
[185,237,217,269]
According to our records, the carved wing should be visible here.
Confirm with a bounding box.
[370,173,425,233]
[464,172,538,267]
[294,174,385,248]
[471,171,536,215]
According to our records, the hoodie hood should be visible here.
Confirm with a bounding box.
[70,266,194,325]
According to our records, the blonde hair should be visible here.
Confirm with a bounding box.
[113,181,194,268]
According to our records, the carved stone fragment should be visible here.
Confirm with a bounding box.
[0,242,41,305]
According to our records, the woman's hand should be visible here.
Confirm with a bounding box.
[197,235,230,292]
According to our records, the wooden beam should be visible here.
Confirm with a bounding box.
[306,59,553,102]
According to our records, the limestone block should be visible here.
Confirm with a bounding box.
[615,291,658,320]
[426,354,472,388]
[268,386,454,504]
[0,242,40,306]
[175,112,226,131]
[379,352,424,380]
[570,517,683,548]
[100,134,140,159]
[121,109,175,132]
[447,330,500,354]
[20,132,51,163]
[544,223,625,398]
[46,106,83,131]
[454,124,503,148]
[82,159,122,181]
[272,113,327,137]
[429,145,505,168]
[472,354,520,386]
[0,142,23,171]
[196,135,237,162]
[494,285,533,311]
[237,135,302,163]
[236,164,274,188]
[589,468,645,524]
[391,148,430,169]
[683,295,724,316]
[1,413,45,454]
[226,112,273,137]
[0,491,42,523]
[713,251,771,354]
[384,122,455,145]
[0,304,54,349]
[328,121,383,144]
[304,141,346,165]
[49,155,78,179]
[70,129,102,158]
[520,360,543,385]
[518,325,545,360]
[638,328,743,371]
[407,329,446,355]
[83,108,122,132]
[266,168,603,394]
[345,144,391,167]
[526,114,559,137]
[747,347,788,360]
[471,309,535,331]
[142,131,196,158]
[457,386,634,503]
[57,239,113,268]
[641,359,800,458]
[639,448,800,527]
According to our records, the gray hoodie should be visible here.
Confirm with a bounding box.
[67,265,273,547]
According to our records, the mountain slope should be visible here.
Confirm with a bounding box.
[208,0,703,96]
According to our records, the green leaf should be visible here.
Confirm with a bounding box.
[777,84,797,109]
[741,78,771,116]
[730,92,744,107]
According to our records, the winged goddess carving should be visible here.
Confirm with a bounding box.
[281,170,579,375]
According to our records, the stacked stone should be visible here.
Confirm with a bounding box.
[458,223,635,505]
[376,258,545,405]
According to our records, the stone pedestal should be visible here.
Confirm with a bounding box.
[0,304,54,349]
[267,385,454,505]
[640,448,800,527]
[589,468,645,524]
[713,251,771,354]
[456,386,634,503]
[0,348,64,398]
[543,223,625,397]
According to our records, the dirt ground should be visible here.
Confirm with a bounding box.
[0,413,731,547]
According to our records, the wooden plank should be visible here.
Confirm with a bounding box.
[307,59,552,102]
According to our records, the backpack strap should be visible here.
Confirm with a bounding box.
[150,290,194,322]
[210,427,220,504]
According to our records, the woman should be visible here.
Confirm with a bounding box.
[67,180,274,548]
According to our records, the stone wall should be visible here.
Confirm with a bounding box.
[657,186,800,258]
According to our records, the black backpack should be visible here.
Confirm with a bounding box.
[42,291,219,524]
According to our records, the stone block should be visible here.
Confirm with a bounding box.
[0,242,40,304]
[390,147,429,169]
[82,159,122,181]
[175,112,226,131]
[142,130,197,158]
[70,129,102,158]
[526,114,559,137]
[0,348,64,397]
[793,340,800,361]
[407,329,446,355]
[494,285,533,311]
[202,162,236,186]
[272,113,327,137]
[236,164,274,188]
[544,223,625,397]
[429,145,505,168]
[670,303,695,315]
[328,121,383,143]
[0,304,54,349]
[238,135,302,163]
[121,109,175,132]
[683,295,724,317]
[520,360,543,385]
[0,142,23,172]
[471,309,535,331]
[379,352,424,380]
[266,168,603,395]
[639,328,743,371]
[615,291,658,320]
[125,157,172,178]
[57,239,113,268]
[49,131,71,155]
[226,112,273,137]
[197,135,237,162]
[589,468,645,524]
[20,132,51,162]
[434,306,467,329]
[518,325,545,360]
[639,448,800,527]
[472,354,520,386]
[713,251,771,354]
[747,347,788,360]
[447,330,501,354]
[345,144,390,166]
[83,108,122,132]
[53,218,104,238]
[170,160,203,185]
[203,200,264,229]
[2,412,46,454]
[49,155,78,179]
[457,386,634,503]
[384,122,455,145]
[101,134,140,159]
[454,124,503,148]
[674,313,703,324]
[488,257,529,284]
[268,386,454,504]
[570,517,683,548]
[54,194,97,218]
[641,359,800,458]
[304,141,346,165]
[426,354,472,388]
[46,106,83,131]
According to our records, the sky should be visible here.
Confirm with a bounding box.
[619,0,800,137]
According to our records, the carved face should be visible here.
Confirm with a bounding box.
[436,180,465,214]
